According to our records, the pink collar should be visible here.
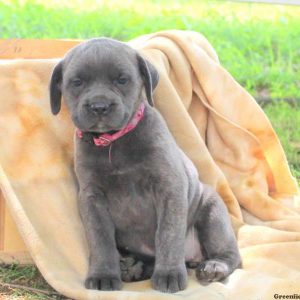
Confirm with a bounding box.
[76,102,145,147]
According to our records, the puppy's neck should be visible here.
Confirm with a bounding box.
[91,129,118,136]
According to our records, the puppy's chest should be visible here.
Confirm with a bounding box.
[104,174,157,231]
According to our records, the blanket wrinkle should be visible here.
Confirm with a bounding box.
[0,30,299,300]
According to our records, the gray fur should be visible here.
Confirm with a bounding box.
[49,38,241,293]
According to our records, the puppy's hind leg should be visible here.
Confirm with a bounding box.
[120,254,154,282]
[195,185,241,282]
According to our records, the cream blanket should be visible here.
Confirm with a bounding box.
[0,30,299,300]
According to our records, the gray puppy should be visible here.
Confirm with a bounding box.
[49,38,241,293]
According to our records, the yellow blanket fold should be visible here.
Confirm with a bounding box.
[0,30,299,300]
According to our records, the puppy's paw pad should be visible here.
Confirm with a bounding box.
[151,266,188,293]
[196,260,229,282]
[85,275,122,291]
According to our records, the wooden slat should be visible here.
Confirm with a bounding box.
[0,39,82,59]
[0,251,33,264]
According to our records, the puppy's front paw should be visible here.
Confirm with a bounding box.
[151,265,188,293]
[196,260,229,282]
[85,275,122,291]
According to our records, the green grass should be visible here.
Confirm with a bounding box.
[0,0,300,100]
[0,264,67,299]
[0,1,299,299]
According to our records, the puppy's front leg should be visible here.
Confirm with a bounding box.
[152,193,188,293]
[78,187,122,291]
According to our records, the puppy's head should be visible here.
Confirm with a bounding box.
[49,38,159,133]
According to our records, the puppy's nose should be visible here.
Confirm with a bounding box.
[88,103,113,115]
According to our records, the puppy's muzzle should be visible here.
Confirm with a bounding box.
[86,102,115,116]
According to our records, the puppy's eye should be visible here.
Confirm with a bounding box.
[71,78,83,87]
[115,77,128,85]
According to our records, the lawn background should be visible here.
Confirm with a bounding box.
[0,0,299,298]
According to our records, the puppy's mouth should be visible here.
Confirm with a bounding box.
[72,112,130,134]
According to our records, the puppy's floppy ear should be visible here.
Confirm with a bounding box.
[49,61,63,115]
[137,54,159,107]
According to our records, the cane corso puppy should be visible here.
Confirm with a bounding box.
[49,38,241,293]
